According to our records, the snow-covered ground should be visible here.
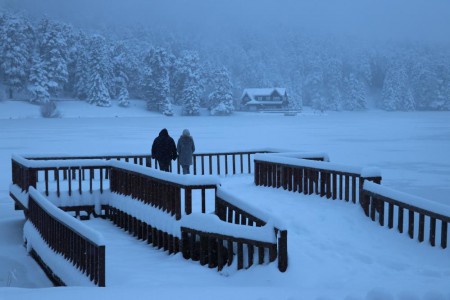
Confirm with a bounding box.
[0,101,449,300]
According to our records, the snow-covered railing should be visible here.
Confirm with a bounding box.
[190,149,275,175]
[109,162,219,220]
[180,213,281,271]
[17,149,279,177]
[10,151,292,276]
[11,155,220,218]
[26,187,105,287]
[11,156,110,216]
[213,187,288,272]
[254,153,382,204]
[362,181,450,249]
[105,204,182,256]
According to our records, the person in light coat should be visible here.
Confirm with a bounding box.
[177,129,195,174]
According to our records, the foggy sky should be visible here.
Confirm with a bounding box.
[2,0,450,44]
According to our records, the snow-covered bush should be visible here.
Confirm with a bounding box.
[40,101,60,118]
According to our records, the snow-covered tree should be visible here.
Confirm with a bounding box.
[409,53,442,110]
[140,47,172,115]
[0,15,34,98]
[182,78,201,115]
[36,18,68,95]
[208,66,234,115]
[172,50,203,106]
[304,64,326,112]
[343,73,367,110]
[118,85,130,107]
[86,35,112,107]
[61,24,80,95]
[111,41,131,101]
[73,33,90,100]
[27,54,50,104]
[438,59,450,110]
[382,62,414,111]
[88,73,110,107]
[323,56,343,111]
[286,69,303,111]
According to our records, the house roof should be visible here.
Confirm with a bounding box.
[241,88,287,102]
[245,100,284,105]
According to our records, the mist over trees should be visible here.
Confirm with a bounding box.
[0,9,450,114]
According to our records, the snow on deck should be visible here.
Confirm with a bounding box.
[57,174,450,294]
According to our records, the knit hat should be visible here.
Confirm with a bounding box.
[182,129,190,136]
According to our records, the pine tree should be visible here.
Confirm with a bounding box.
[111,41,131,100]
[28,54,50,104]
[382,62,415,111]
[172,50,203,106]
[208,66,234,115]
[118,85,130,107]
[343,73,367,110]
[182,78,201,115]
[36,18,68,95]
[304,68,326,112]
[287,70,303,111]
[73,33,90,99]
[323,57,343,111]
[410,56,441,110]
[140,47,172,115]
[61,24,79,95]
[0,15,34,98]
[88,73,110,107]
[86,35,112,107]
[439,59,450,110]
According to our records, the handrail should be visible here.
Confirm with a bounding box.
[17,149,277,176]
[27,188,105,286]
[254,154,381,203]
[180,226,278,271]
[109,165,218,220]
[362,181,449,249]
[11,156,220,218]
[214,187,288,271]
[11,152,289,278]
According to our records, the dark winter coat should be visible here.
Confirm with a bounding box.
[177,135,195,166]
[151,129,177,165]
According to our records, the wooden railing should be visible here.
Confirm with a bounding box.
[109,166,217,220]
[190,150,273,175]
[19,149,276,177]
[180,227,278,271]
[254,154,382,204]
[9,154,224,286]
[27,188,105,287]
[362,181,449,249]
[11,155,110,217]
[106,206,181,255]
[214,189,288,272]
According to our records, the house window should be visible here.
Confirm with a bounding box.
[273,96,280,101]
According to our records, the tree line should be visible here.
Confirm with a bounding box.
[1,11,449,115]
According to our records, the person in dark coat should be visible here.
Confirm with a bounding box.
[177,129,195,174]
[151,128,177,172]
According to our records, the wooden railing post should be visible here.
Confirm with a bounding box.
[278,230,288,272]
[28,168,37,191]
[254,161,260,186]
[185,187,192,215]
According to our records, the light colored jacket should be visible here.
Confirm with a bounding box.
[177,135,195,166]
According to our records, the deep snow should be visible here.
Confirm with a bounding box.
[0,100,450,300]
